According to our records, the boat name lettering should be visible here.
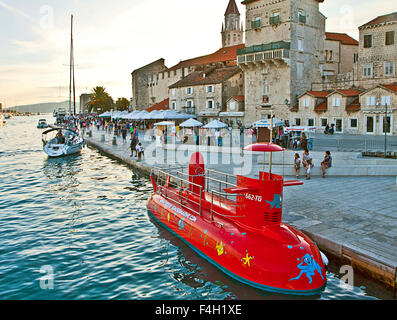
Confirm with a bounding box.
[158,198,197,223]
[245,194,262,202]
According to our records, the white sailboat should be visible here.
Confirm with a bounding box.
[43,15,85,158]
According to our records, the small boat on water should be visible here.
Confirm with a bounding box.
[147,143,328,296]
[42,127,84,157]
[37,119,49,129]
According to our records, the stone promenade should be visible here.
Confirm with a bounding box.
[84,128,397,289]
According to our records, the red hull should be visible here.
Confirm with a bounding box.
[148,152,327,295]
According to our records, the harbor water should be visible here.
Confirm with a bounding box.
[0,116,382,300]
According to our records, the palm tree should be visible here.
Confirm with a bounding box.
[88,86,113,113]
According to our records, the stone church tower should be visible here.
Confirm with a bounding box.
[222,0,244,47]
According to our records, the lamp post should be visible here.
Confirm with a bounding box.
[384,100,389,158]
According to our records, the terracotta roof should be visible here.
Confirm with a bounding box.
[225,0,239,15]
[314,100,328,113]
[147,98,169,112]
[328,89,363,97]
[169,66,241,88]
[380,84,397,93]
[359,12,397,28]
[167,44,244,72]
[290,105,299,112]
[325,32,359,45]
[299,91,331,98]
[232,95,245,102]
[346,98,361,112]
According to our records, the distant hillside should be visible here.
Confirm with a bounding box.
[7,101,80,114]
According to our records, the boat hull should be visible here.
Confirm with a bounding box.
[43,141,84,158]
[147,194,326,296]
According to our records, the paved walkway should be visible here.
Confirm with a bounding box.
[85,128,397,287]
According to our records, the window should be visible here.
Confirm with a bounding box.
[363,63,372,77]
[324,50,328,61]
[171,101,176,110]
[295,118,301,126]
[298,38,303,52]
[301,97,310,107]
[354,53,359,63]
[366,96,376,106]
[320,118,328,127]
[307,118,315,127]
[298,11,306,24]
[207,85,214,93]
[381,96,391,106]
[334,118,343,133]
[171,89,176,96]
[186,87,193,95]
[207,100,214,109]
[297,62,304,79]
[252,16,261,29]
[332,97,341,107]
[384,62,395,76]
[263,78,269,94]
[386,31,395,45]
[270,11,280,25]
[349,118,358,129]
[364,34,373,48]
[328,50,333,61]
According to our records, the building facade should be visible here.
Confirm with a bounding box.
[79,94,92,114]
[169,66,244,125]
[237,0,326,125]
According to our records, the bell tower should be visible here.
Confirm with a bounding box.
[222,0,243,47]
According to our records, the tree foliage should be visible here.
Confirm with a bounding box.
[88,86,113,113]
[115,98,130,111]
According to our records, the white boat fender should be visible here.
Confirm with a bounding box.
[320,251,329,266]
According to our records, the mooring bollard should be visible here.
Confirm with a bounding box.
[112,136,117,146]
[101,135,105,142]
[88,130,92,137]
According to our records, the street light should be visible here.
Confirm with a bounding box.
[384,100,389,158]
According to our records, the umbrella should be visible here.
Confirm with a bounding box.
[203,120,228,129]
[154,121,175,127]
[133,110,149,120]
[98,111,112,118]
[179,118,203,128]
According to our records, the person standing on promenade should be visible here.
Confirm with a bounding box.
[130,133,138,157]
[294,153,301,178]
[121,125,127,143]
[321,151,333,178]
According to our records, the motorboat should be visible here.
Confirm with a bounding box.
[37,119,49,129]
[147,143,328,296]
[42,127,84,157]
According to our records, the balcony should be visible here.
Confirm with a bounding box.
[237,41,290,66]
[269,15,280,25]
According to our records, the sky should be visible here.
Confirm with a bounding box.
[0,0,396,108]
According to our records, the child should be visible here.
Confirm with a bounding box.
[294,153,301,178]
[302,148,314,180]
[136,143,144,162]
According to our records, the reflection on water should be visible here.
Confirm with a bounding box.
[0,116,386,300]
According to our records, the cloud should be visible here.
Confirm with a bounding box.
[0,1,34,22]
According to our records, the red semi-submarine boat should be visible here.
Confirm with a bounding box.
[147,143,328,295]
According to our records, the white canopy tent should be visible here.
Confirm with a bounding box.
[179,118,203,128]
[203,120,228,129]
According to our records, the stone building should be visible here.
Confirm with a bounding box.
[168,66,244,125]
[357,12,397,88]
[79,93,92,114]
[130,0,244,111]
[131,58,168,110]
[237,0,326,125]
[222,0,244,48]
[323,32,358,76]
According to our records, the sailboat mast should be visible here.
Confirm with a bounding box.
[72,16,76,116]
[69,15,73,117]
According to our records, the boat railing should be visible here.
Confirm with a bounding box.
[153,168,246,223]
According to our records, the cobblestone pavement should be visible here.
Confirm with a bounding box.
[87,128,397,267]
